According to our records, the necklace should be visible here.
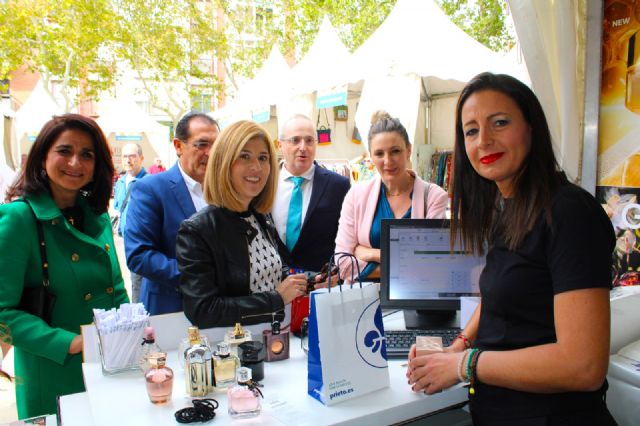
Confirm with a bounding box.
[384,173,414,197]
[385,187,411,197]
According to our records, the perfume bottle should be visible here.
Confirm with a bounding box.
[145,353,173,404]
[262,321,290,362]
[178,333,209,370]
[227,367,262,419]
[224,323,252,356]
[139,326,162,372]
[213,341,240,390]
[238,341,266,382]
[300,317,309,354]
[184,326,213,396]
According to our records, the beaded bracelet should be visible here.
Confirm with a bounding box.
[465,348,478,381]
[454,333,472,349]
[456,349,470,383]
[469,349,483,396]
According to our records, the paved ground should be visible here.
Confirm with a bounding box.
[0,229,133,424]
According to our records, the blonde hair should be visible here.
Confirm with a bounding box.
[203,120,278,213]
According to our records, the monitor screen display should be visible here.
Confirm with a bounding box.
[380,219,484,328]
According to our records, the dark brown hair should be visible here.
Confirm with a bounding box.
[450,72,564,254]
[367,110,410,150]
[6,114,115,213]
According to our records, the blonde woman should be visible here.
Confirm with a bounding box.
[176,121,308,328]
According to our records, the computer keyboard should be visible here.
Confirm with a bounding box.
[385,328,461,358]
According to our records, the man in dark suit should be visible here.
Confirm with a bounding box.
[124,112,219,315]
[271,114,350,273]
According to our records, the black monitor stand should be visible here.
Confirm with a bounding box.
[403,309,459,330]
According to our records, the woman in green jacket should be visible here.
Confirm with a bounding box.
[0,114,129,419]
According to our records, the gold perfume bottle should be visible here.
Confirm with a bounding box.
[213,341,240,390]
[184,326,213,396]
[224,323,252,356]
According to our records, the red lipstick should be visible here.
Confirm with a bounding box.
[480,153,503,164]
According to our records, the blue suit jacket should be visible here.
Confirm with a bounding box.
[276,166,350,272]
[124,163,196,314]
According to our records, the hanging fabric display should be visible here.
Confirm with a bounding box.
[351,125,362,145]
[316,108,332,145]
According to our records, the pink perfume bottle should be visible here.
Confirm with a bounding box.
[227,367,262,419]
[145,353,173,404]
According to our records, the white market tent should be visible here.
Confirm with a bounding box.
[289,17,352,96]
[349,0,529,170]
[96,98,171,172]
[277,17,366,161]
[215,45,293,138]
[508,0,585,184]
[14,79,64,159]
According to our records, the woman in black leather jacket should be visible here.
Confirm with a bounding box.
[176,120,308,328]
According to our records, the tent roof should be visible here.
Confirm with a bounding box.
[290,16,352,94]
[234,45,292,110]
[96,98,168,136]
[349,0,528,95]
[14,79,63,138]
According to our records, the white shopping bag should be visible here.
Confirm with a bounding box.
[307,282,390,405]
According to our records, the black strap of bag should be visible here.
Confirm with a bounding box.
[16,199,56,325]
[120,181,135,213]
[16,199,48,284]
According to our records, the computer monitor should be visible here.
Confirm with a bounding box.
[380,219,484,329]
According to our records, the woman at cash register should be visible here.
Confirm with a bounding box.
[406,73,617,425]
[334,111,448,282]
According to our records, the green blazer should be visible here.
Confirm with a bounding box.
[0,192,129,419]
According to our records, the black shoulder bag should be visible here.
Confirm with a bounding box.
[17,200,57,325]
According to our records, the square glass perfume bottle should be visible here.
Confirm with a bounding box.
[262,320,290,362]
[213,341,240,390]
[184,326,213,396]
[227,367,262,419]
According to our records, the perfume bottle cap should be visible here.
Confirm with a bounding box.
[271,321,281,335]
[188,326,200,343]
[238,341,265,361]
[144,326,155,341]
[232,323,245,339]
[216,342,231,357]
[236,366,251,383]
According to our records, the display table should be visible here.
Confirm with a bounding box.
[57,311,469,425]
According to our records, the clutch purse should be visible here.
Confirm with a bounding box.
[18,285,57,326]
[15,199,56,325]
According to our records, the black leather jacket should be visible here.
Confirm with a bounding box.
[176,205,288,328]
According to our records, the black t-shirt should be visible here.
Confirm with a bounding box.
[470,182,615,420]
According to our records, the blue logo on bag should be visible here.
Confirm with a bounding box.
[355,299,387,368]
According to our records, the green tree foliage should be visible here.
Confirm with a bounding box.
[214,0,396,87]
[112,0,225,127]
[0,0,118,112]
[437,0,515,52]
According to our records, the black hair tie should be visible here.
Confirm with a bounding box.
[175,398,219,424]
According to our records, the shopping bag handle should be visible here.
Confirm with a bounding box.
[327,252,363,292]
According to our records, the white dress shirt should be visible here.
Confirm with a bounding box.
[272,164,315,245]
[177,162,207,212]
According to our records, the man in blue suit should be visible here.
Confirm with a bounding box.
[271,114,350,273]
[124,112,219,315]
